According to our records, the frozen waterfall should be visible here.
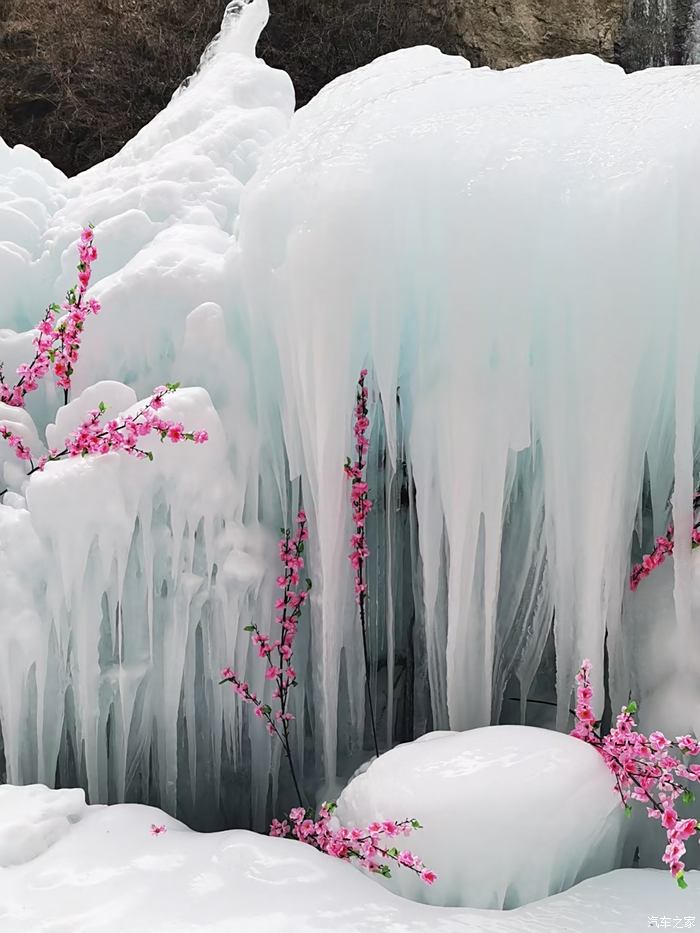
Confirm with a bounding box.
[622,0,700,67]
[689,2,700,62]
[1,0,700,830]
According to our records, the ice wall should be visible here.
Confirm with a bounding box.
[238,48,700,770]
[1,0,700,830]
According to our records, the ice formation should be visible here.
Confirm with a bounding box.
[1,0,700,841]
[0,0,295,828]
[336,726,624,908]
[0,785,694,932]
[691,4,700,63]
[238,44,700,773]
[624,0,700,66]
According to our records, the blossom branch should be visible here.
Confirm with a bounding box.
[0,227,101,409]
[0,383,208,499]
[344,368,379,758]
[220,511,310,809]
[572,660,700,889]
[271,803,437,885]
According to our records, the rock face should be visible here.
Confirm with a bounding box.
[435,0,624,68]
[0,0,697,176]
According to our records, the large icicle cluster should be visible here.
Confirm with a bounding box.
[0,0,296,828]
[1,0,700,828]
[238,47,700,775]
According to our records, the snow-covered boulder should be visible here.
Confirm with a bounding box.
[0,784,87,866]
[336,725,624,909]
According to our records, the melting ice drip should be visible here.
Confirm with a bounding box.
[627,0,676,66]
[623,0,700,66]
[688,1,700,61]
[1,0,700,831]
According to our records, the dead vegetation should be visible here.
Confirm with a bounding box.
[0,0,228,174]
[0,0,471,175]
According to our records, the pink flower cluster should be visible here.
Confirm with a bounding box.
[630,530,675,591]
[150,824,167,836]
[54,228,102,397]
[344,369,373,606]
[572,660,700,888]
[570,659,597,742]
[0,384,208,497]
[270,802,437,885]
[0,227,101,408]
[0,425,32,463]
[630,488,700,591]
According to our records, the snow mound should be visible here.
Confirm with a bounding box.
[0,784,87,867]
[336,725,624,908]
[0,789,693,932]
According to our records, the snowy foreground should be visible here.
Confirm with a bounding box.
[0,785,695,933]
[0,730,698,931]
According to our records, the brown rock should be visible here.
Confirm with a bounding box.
[437,0,624,67]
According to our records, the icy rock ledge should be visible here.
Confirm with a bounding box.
[336,725,625,909]
[0,784,87,867]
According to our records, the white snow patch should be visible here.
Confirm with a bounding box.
[0,786,693,932]
[0,784,87,867]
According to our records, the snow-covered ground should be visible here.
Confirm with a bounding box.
[0,783,695,932]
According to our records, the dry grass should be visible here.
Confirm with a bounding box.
[0,0,469,175]
[0,0,226,174]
